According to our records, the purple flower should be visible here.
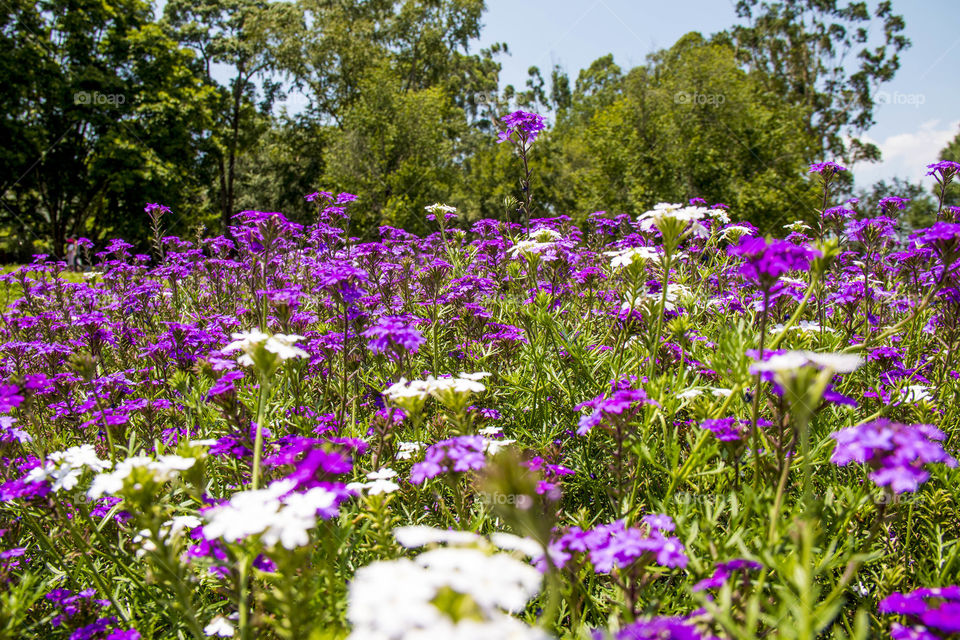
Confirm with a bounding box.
[497,110,546,145]
[879,585,960,638]
[363,316,425,358]
[575,388,655,435]
[606,617,708,640]
[879,196,910,213]
[809,161,847,178]
[846,216,896,244]
[729,236,819,292]
[926,161,960,179]
[144,203,171,217]
[701,417,745,442]
[409,436,487,484]
[265,437,354,490]
[830,420,957,493]
[207,371,245,399]
[692,558,762,592]
[304,190,333,203]
[554,518,688,573]
[911,222,960,263]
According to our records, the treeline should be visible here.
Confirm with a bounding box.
[0,0,931,258]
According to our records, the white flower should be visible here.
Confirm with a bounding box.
[459,371,491,382]
[350,468,400,496]
[222,330,269,355]
[87,455,195,499]
[677,389,703,400]
[204,616,236,637]
[348,559,445,636]
[508,240,554,260]
[415,547,541,613]
[223,330,307,367]
[527,227,561,242]
[902,385,933,403]
[603,246,659,269]
[384,378,432,403]
[707,208,731,224]
[771,321,836,334]
[751,350,863,374]
[637,203,708,232]
[26,445,113,493]
[264,334,308,361]
[50,444,112,472]
[202,480,337,550]
[478,426,503,437]
[489,533,543,558]
[166,515,202,538]
[720,225,754,240]
[395,441,424,460]
[425,203,457,214]
[483,438,515,455]
[393,526,482,549]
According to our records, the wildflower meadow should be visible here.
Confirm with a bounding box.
[2,112,960,640]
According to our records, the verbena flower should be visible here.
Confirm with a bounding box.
[601,616,709,640]
[575,388,655,435]
[202,479,347,549]
[553,517,688,573]
[410,436,487,484]
[830,420,957,493]
[497,110,546,145]
[879,585,960,639]
[363,316,425,357]
[348,527,546,639]
[701,418,747,442]
[729,236,819,292]
[809,161,847,178]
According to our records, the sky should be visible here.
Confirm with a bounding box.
[474,0,960,191]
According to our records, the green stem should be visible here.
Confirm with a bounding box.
[251,377,270,490]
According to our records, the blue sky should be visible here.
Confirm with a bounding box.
[475,0,960,191]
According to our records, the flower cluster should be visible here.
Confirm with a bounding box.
[575,388,655,435]
[498,110,547,145]
[202,479,347,549]
[348,526,547,639]
[879,585,960,639]
[830,420,957,493]
[409,436,488,484]
[551,516,688,573]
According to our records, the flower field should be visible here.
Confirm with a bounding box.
[2,130,960,639]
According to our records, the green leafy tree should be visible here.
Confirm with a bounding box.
[0,0,215,257]
[164,0,300,232]
[546,34,819,231]
[724,0,910,163]
[858,178,936,230]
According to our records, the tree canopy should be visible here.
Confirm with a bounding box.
[0,0,920,258]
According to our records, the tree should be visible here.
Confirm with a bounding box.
[858,178,936,230]
[164,0,300,233]
[723,0,909,164]
[546,34,820,231]
[0,0,214,258]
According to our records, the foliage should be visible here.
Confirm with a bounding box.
[1,152,960,639]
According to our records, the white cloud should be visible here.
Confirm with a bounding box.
[854,119,960,189]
